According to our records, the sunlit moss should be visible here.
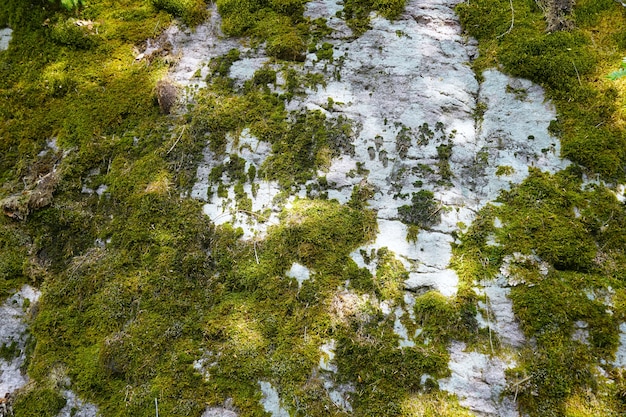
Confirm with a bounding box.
[457,0,626,180]
[401,392,475,417]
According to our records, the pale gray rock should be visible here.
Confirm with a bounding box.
[0,286,40,396]
[164,4,244,92]
[229,58,269,85]
[393,307,416,348]
[439,342,518,417]
[286,263,311,288]
[258,381,289,417]
[614,323,626,367]
[0,28,12,51]
[202,407,238,417]
[479,278,526,348]
[56,390,99,417]
[304,0,352,38]
[572,321,589,345]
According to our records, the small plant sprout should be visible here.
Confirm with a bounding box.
[607,57,626,81]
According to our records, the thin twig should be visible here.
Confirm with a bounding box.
[237,209,273,223]
[155,398,159,417]
[254,241,259,264]
[166,125,186,155]
[486,297,494,354]
[572,60,582,86]
[497,0,515,38]
[513,375,532,402]
[512,375,533,387]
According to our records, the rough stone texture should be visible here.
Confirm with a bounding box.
[56,390,98,417]
[614,323,626,367]
[439,342,518,417]
[258,381,289,417]
[0,286,40,395]
[202,407,238,417]
[0,28,12,51]
[191,128,282,239]
[172,0,570,414]
[298,0,565,297]
[478,278,526,348]
[163,3,260,95]
[394,307,416,348]
[317,339,354,411]
[286,263,311,288]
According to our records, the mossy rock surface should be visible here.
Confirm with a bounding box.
[1,0,626,416]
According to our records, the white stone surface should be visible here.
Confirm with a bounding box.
[393,307,415,348]
[439,342,518,417]
[614,323,626,367]
[572,320,589,345]
[0,286,41,396]
[164,4,242,91]
[258,381,289,417]
[614,184,626,202]
[286,263,311,288]
[0,28,12,51]
[202,407,238,417]
[296,0,564,299]
[56,390,98,417]
[229,58,269,84]
[304,0,352,37]
[192,129,281,239]
[479,278,525,348]
[326,383,353,412]
[319,339,337,372]
[317,339,354,411]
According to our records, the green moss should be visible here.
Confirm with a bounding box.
[342,0,408,35]
[13,388,66,417]
[0,219,30,298]
[22,195,378,416]
[401,392,476,416]
[208,48,241,79]
[0,341,20,361]
[495,165,515,176]
[413,290,477,345]
[262,110,354,188]
[315,41,334,61]
[453,167,626,416]
[251,66,277,86]
[457,0,626,180]
[498,30,596,92]
[496,169,598,271]
[217,0,307,60]
[397,190,440,229]
[335,315,449,416]
[150,0,208,26]
[49,17,99,49]
[374,248,407,302]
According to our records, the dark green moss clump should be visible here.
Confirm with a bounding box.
[217,0,308,60]
[0,219,30,298]
[397,190,440,229]
[341,0,408,34]
[150,0,208,26]
[12,388,67,417]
